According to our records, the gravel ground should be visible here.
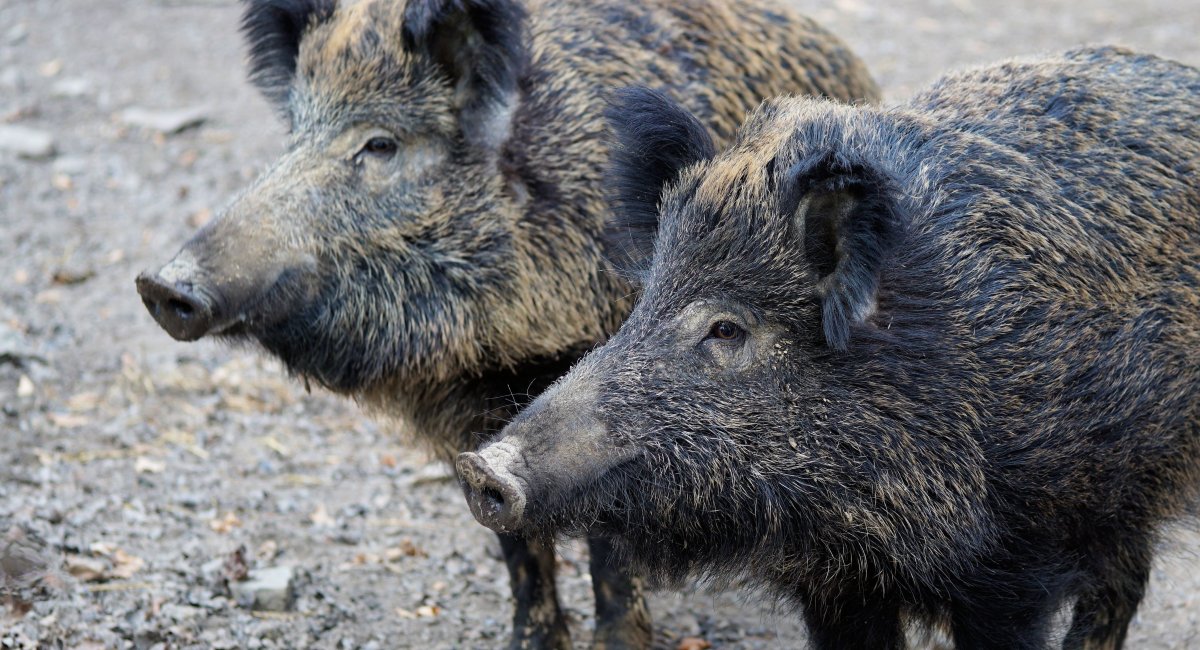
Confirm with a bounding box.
[1,1,1198,648]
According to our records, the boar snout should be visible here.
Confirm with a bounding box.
[136,204,320,344]
[459,372,643,534]
[136,253,219,341]
[458,442,529,534]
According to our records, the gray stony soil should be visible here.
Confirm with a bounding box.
[1,0,1198,648]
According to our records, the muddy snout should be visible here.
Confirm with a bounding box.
[457,443,529,534]
[136,253,218,341]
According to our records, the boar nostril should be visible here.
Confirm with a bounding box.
[457,451,527,533]
[166,298,195,320]
[482,487,505,509]
[135,271,216,341]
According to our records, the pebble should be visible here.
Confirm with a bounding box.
[0,322,42,367]
[231,566,295,612]
[51,155,88,175]
[6,24,27,46]
[119,106,207,134]
[159,603,202,623]
[0,67,22,90]
[674,613,702,638]
[0,125,56,159]
[50,77,92,99]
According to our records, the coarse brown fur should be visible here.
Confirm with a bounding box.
[135,1,879,647]
[462,47,1200,649]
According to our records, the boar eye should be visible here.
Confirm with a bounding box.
[360,136,399,158]
[707,320,745,342]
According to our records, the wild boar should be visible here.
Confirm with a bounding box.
[459,47,1200,649]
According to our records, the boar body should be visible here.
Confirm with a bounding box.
[461,47,1200,649]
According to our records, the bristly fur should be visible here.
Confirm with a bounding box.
[481,46,1200,649]
[241,0,336,107]
[604,86,717,282]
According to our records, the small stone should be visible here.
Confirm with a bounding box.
[0,323,42,368]
[16,375,34,398]
[37,60,62,78]
[674,613,702,638]
[159,603,202,623]
[119,106,207,134]
[0,125,55,159]
[6,24,28,46]
[50,77,92,99]
[0,68,21,90]
[231,566,294,612]
[1,525,53,587]
[52,156,88,175]
[172,493,205,510]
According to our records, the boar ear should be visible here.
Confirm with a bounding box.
[604,87,716,281]
[241,0,337,107]
[402,0,526,148]
[785,154,904,352]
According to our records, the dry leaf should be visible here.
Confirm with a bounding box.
[47,412,90,428]
[676,638,712,650]
[223,393,264,413]
[67,391,102,412]
[134,456,165,474]
[261,435,290,458]
[51,268,95,285]
[379,453,398,468]
[309,504,335,527]
[108,549,144,579]
[210,512,242,534]
[65,555,107,582]
[415,605,441,618]
[384,537,426,561]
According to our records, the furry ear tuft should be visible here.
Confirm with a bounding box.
[402,0,526,147]
[604,86,716,281]
[784,154,905,351]
[241,0,337,108]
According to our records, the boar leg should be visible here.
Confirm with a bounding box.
[949,590,1056,650]
[588,536,652,649]
[498,533,571,650]
[1061,540,1151,650]
[798,589,904,650]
